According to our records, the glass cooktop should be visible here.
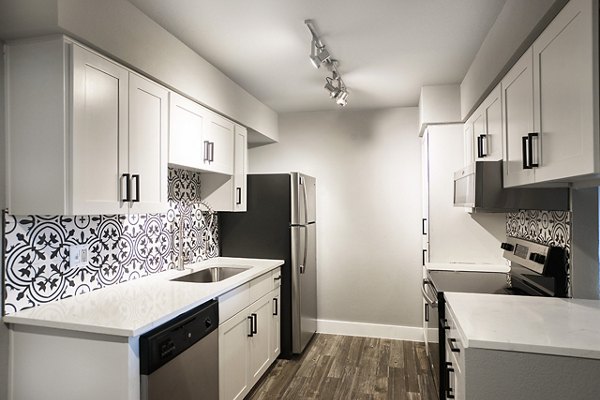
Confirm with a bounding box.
[428,270,512,295]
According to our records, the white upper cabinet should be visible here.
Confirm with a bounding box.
[128,74,169,214]
[169,92,234,175]
[501,48,536,187]
[201,124,248,212]
[6,37,168,215]
[467,85,503,163]
[502,0,598,187]
[169,92,207,171]
[71,44,129,215]
[532,0,596,183]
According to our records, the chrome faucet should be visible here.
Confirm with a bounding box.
[177,211,191,271]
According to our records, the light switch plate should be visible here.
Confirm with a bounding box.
[70,244,88,268]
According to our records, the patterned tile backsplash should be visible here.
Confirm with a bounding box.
[2,168,218,314]
[506,210,571,295]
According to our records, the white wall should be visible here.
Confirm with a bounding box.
[461,0,569,119]
[249,108,423,329]
[0,0,278,143]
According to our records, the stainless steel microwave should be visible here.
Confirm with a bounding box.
[453,160,569,212]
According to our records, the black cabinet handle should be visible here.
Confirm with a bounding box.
[522,136,530,169]
[441,318,450,330]
[247,316,254,337]
[424,303,429,322]
[121,173,131,202]
[251,313,258,334]
[449,338,460,353]
[422,249,427,266]
[236,187,242,205]
[479,134,487,158]
[204,141,210,162]
[422,218,427,235]
[131,174,140,203]
[528,132,539,168]
[273,298,278,316]
[445,362,455,399]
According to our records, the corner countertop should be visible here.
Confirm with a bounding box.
[445,292,600,359]
[3,257,284,338]
[426,262,510,273]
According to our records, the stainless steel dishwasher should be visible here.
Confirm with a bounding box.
[140,299,219,400]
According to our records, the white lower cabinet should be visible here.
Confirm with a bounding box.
[219,268,281,400]
[443,302,600,400]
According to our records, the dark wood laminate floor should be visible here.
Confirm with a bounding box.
[246,334,438,400]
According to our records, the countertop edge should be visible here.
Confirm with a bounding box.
[3,257,284,337]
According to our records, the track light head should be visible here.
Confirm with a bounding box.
[335,90,348,107]
[309,41,330,69]
[324,77,341,98]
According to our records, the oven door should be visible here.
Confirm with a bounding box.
[422,276,440,391]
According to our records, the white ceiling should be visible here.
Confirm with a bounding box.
[127,0,507,113]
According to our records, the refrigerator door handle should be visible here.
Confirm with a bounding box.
[301,175,310,225]
[299,225,308,274]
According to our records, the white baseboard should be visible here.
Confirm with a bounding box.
[317,319,424,342]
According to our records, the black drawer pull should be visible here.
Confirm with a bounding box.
[449,338,460,353]
[247,316,254,337]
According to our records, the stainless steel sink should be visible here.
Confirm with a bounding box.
[172,266,249,283]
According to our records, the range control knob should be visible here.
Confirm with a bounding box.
[204,317,212,329]
[529,252,546,264]
[501,242,515,251]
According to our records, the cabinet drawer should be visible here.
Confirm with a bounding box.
[272,268,281,288]
[250,273,273,304]
[219,283,250,324]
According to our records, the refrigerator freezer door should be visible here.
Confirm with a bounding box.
[291,173,316,225]
[290,224,317,354]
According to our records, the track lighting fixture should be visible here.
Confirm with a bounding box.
[305,19,349,107]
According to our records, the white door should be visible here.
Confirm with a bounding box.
[169,92,206,170]
[71,44,129,215]
[501,48,535,188]
[204,113,234,174]
[270,288,281,359]
[248,295,272,382]
[219,311,251,400]
[128,73,168,214]
[533,0,596,182]
[233,125,248,211]
[421,130,429,261]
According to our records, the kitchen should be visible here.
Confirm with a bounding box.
[1,0,600,399]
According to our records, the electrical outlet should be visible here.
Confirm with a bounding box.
[70,244,88,268]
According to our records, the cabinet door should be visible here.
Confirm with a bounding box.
[482,85,503,161]
[501,48,535,188]
[204,113,234,175]
[128,73,168,214]
[463,122,475,166]
[71,44,129,214]
[219,311,251,400]
[270,288,281,359]
[533,0,596,182]
[169,92,207,170]
[421,130,430,261]
[471,111,485,161]
[248,295,272,383]
[233,125,248,211]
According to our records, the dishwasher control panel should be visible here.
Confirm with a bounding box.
[140,299,219,375]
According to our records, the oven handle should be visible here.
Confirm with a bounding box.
[421,279,438,307]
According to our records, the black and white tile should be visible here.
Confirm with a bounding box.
[506,210,571,295]
[3,168,219,314]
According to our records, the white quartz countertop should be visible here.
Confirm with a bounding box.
[3,257,283,337]
[445,292,600,359]
[426,262,509,273]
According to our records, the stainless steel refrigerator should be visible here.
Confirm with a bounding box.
[219,173,317,357]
